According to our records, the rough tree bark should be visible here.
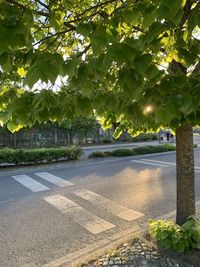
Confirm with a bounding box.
[176,125,195,225]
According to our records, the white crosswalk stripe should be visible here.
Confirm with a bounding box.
[134,159,200,173]
[12,175,49,192]
[73,189,144,221]
[35,172,73,187]
[44,194,115,234]
[131,159,168,167]
[140,159,176,166]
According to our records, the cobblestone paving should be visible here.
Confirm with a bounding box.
[82,238,194,267]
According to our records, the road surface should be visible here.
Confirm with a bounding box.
[0,149,200,266]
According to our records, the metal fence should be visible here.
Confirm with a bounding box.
[0,125,113,148]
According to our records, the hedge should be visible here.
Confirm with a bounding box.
[0,146,82,166]
[88,144,176,158]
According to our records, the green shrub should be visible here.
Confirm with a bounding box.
[193,144,198,148]
[111,148,133,157]
[151,134,158,140]
[104,151,113,156]
[87,144,176,159]
[0,146,82,166]
[133,146,153,155]
[149,216,200,252]
[102,138,112,144]
[162,144,176,151]
[88,151,106,158]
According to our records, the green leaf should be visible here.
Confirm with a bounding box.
[155,103,177,123]
[143,9,156,29]
[113,125,125,139]
[178,48,196,65]
[0,52,12,71]
[0,111,10,125]
[134,54,152,73]
[63,56,78,77]
[160,76,175,94]
[170,9,184,25]
[101,53,112,71]
[7,121,23,133]
[174,72,187,89]
[77,23,92,37]
[24,52,64,87]
[108,43,135,63]
[195,15,200,27]
[91,25,109,54]
[81,79,94,96]
[145,65,161,79]
[180,96,194,114]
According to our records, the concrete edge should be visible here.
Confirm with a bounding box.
[42,202,200,267]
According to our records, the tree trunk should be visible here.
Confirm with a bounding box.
[176,125,195,225]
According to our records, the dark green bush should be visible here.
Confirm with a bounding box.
[149,216,200,252]
[0,146,82,166]
[88,151,106,158]
[111,148,133,157]
[151,134,158,140]
[133,146,154,155]
[162,144,176,151]
[104,151,113,156]
[102,138,112,144]
[88,144,176,159]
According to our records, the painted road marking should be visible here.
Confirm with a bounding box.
[73,189,144,221]
[12,175,49,192]
[35,172,73,187]
[139,159,200,173]
[131,159,168,167]
[44,194,115,234]
[140,159,176,166]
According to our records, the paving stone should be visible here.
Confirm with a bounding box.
[84,237,195,267]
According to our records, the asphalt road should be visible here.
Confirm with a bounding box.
[0,149,200,267]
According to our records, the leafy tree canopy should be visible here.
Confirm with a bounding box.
[0,0,200,136]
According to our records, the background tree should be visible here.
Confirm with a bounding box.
[0,0,200,224]
[60,116,98,144]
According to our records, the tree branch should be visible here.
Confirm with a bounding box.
[192,61,200,74]
[35,0,49,10]
[33,29,72,46]
[7,0,49,17]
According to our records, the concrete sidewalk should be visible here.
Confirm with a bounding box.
[82,141,160,150]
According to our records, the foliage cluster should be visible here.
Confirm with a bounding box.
[88,144,175,158]
[0,0,200,136]
[149,216,200,252]
[0,146,82,165]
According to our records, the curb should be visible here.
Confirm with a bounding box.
[0,151,176,177]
